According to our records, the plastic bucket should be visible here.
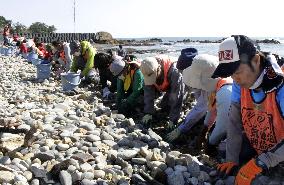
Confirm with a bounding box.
[40,60,50,64]
[32,59,42,65]
[61,72,81,91]
[1,47,8,56]
[22,53,28,59]
[27,52,38,63]
[36,63,51,80]
[6,46,14,56]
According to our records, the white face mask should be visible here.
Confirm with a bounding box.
[73,51,80,56]
[249,70,265,89]
[118,75,125,80]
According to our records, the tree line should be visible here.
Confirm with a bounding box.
[0,16,56,34]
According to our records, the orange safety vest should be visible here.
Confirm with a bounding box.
[241,87,284,154]
[207,77,233,129]
[59,50,67,64]
[154,58,173,91]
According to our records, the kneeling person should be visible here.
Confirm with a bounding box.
[110,56,144,116]
[140,55,185,129]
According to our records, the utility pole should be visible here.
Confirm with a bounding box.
[73,0,76,33]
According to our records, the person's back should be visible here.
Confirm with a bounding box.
[140,55,185,129]
[117,45,126,57]
[110,57,144,115]
[94,52,117,97]
[3,25,10,46]
[3,25,10,36]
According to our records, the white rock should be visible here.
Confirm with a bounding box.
[93,170,105,179]
[54,103,70,112]
[86,135,101,142]
[117,149,138,160]
[82,172,95,180]
[59,170,72,185]
[23,171,33,181]
[57,143,70,151]
[14,174,27,183]
[0,171,15,183]
[80,162,93,172]
[67,165,77,173]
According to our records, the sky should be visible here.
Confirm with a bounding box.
[1,0,284,38]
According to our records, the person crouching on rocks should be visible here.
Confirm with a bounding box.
[26,39,44,59]
[167,48,210,146]
[168,54,233,156]
[214,35,284,185]
[51,40,73,77]
[140,55,185,130]
[110,56,144,116]
[94,52,117,100]
[69,40,98,86]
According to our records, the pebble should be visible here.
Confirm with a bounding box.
[80,162,93,172]
[0,56,210,185]
[14,174,28,183]
[57,143,70,151]
[174,165,188,172]
[189,177,199,185]
[86,135,101,142]
[131,158,147,165]
[23,171,33,181]
[164,167,174,176]
[0,156,11,165]
[167,171,185,185]
[30,179,40,185]
[59,170,72,185]
[0,171,15,183]
[93,170,106,179]
[117,149,138,160]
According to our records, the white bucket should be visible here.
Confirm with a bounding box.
[61,72,81,91]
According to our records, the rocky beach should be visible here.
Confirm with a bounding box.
[0,53,232,185]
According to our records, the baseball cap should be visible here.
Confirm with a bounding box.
[212,35,259,78]
[140,57,159,85]
[177,48,198,70]
[69,40,81,55]
[109,56,125,76]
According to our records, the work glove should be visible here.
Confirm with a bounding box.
[166,128,181,142]
[235,158,265,185]
[216,161,238,178]
[142,114,152,125]
[166,120,175,130]
[102,87,111,99]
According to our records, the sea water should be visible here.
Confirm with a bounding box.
[115,37,284,59]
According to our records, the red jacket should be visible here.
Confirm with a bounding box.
[20,43,28,53]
